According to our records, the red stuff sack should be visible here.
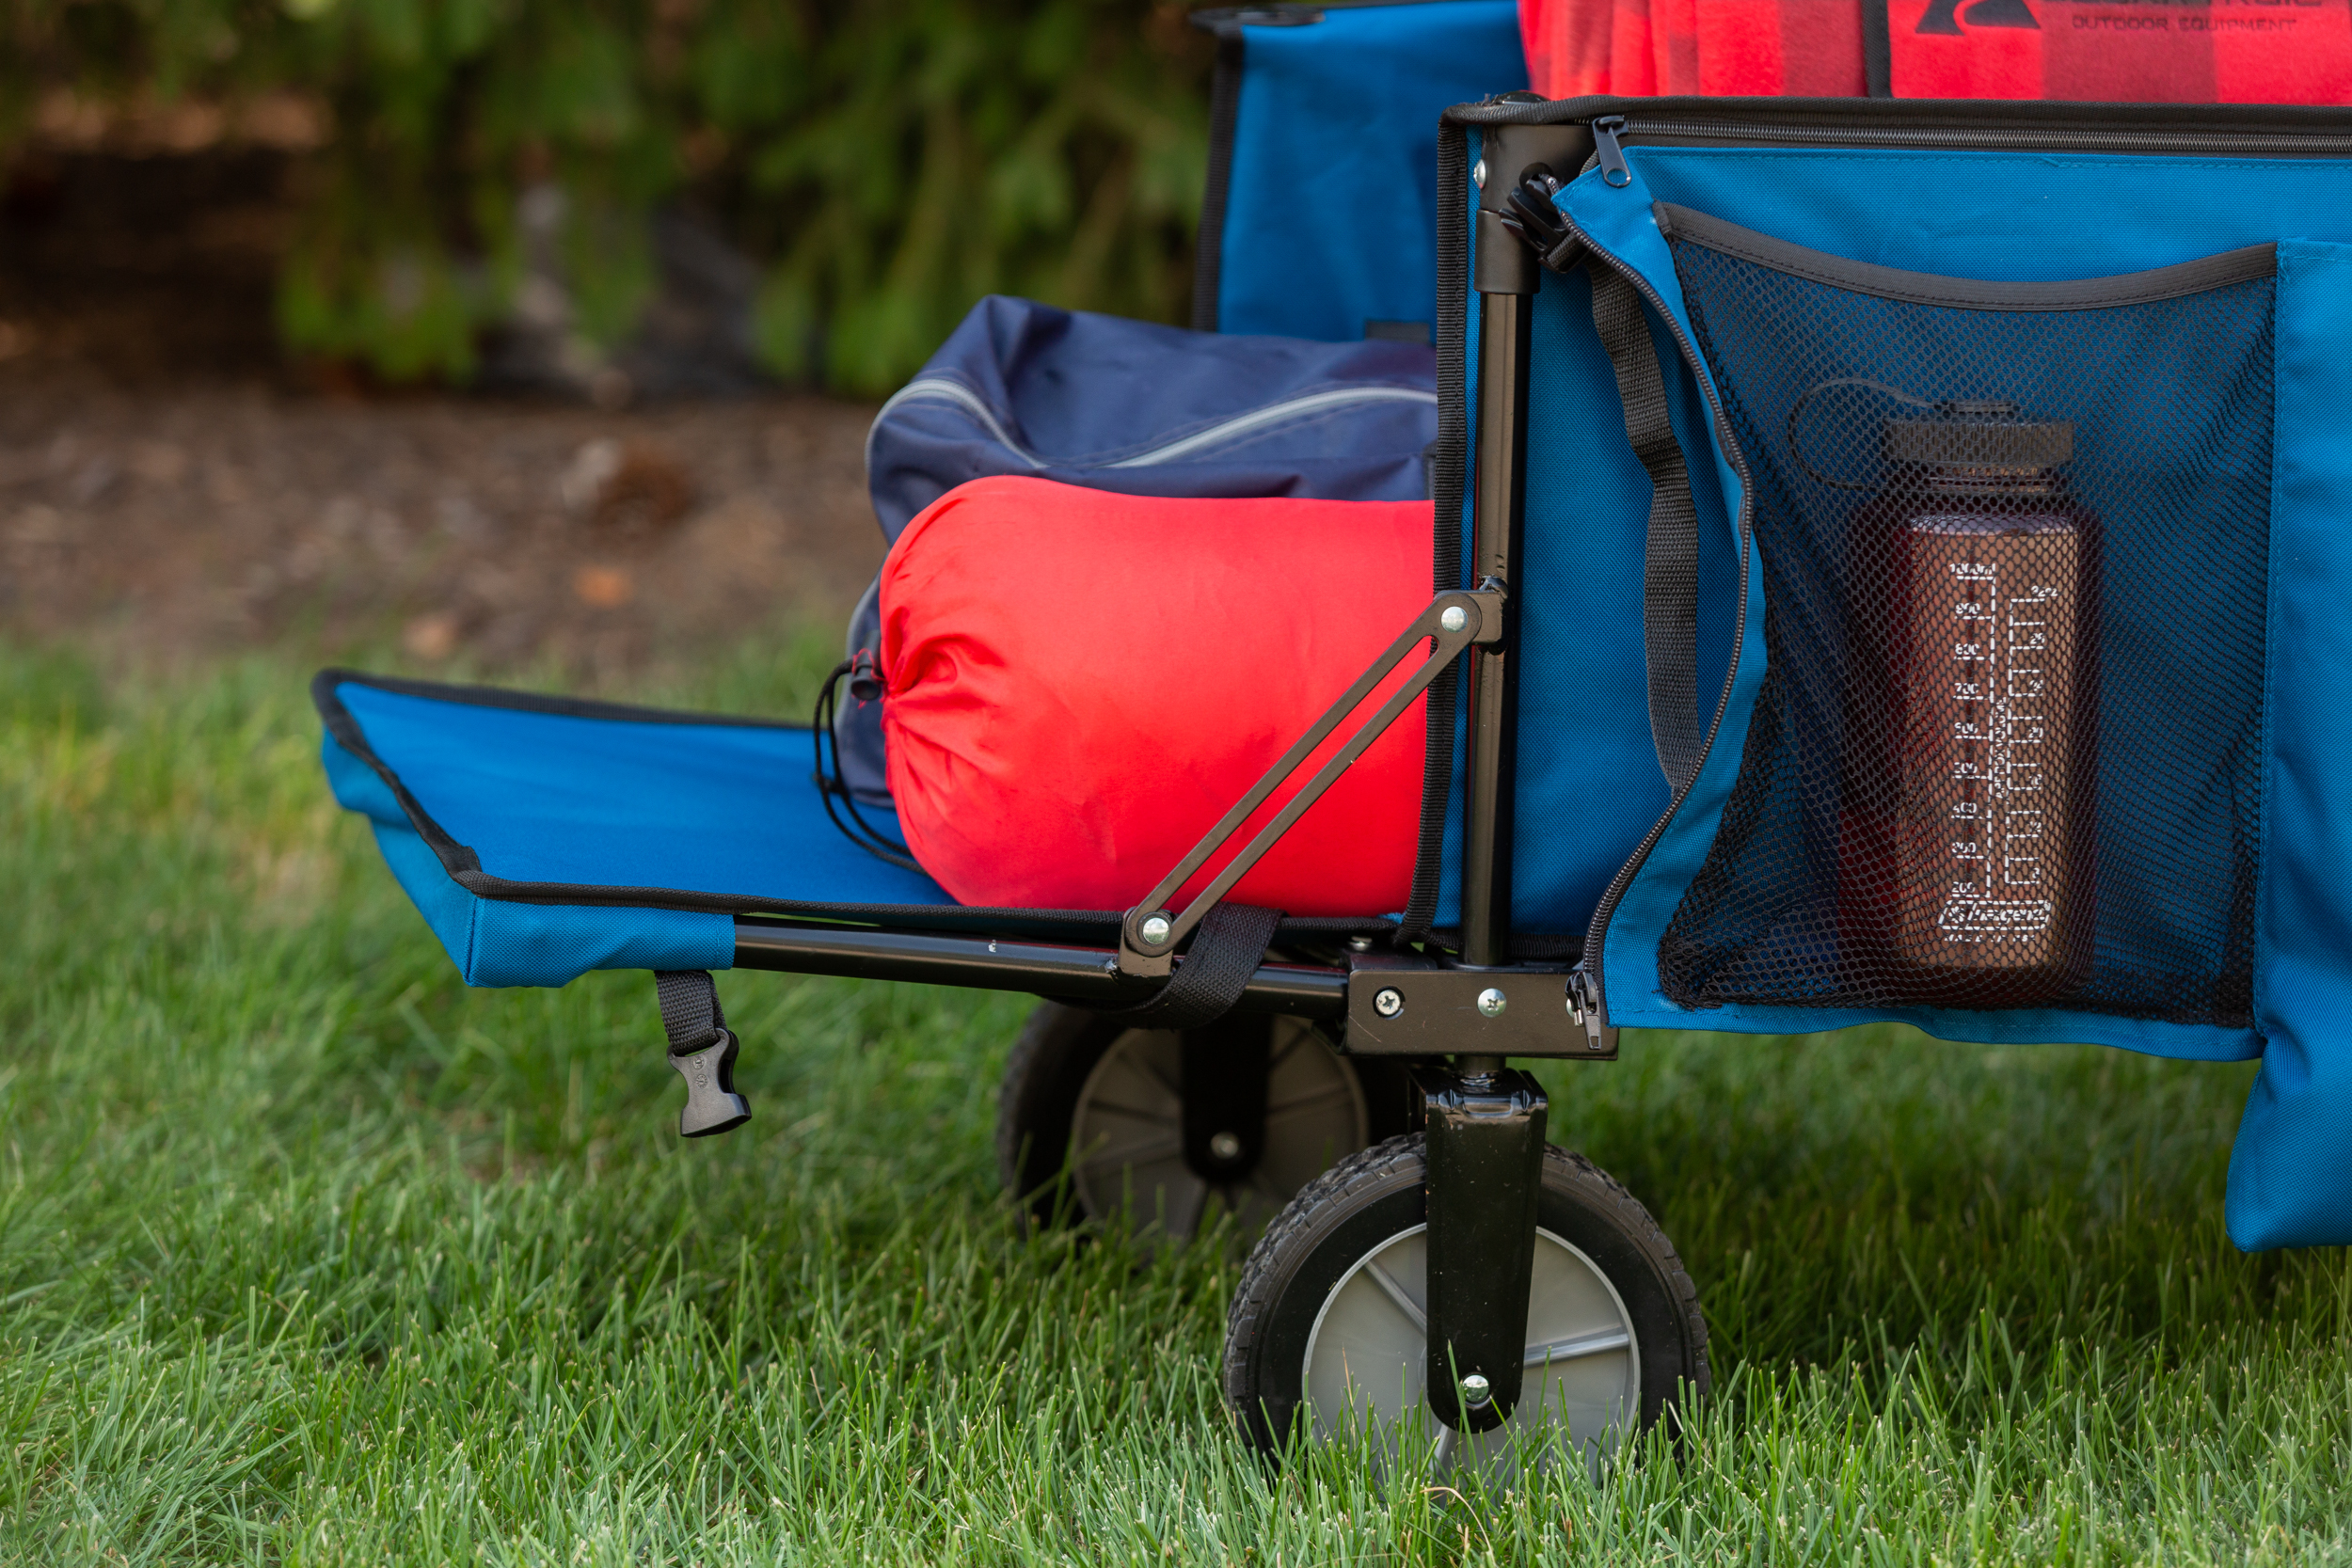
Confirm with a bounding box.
[879,475,1431,916]
[1520,0,2352,101]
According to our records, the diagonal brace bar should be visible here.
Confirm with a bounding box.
[1117,584,1504,978]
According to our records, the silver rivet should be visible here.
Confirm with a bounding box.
[1209,1131,1243,1162]
[1347,935,1375,952]
[1139,914,1171,945]
[1472,158,1488,189]
[1374,987,1405,1019]
[1477,988,1507,1018]
[1439,605,1469,634]
[1461,1372,1492,1407]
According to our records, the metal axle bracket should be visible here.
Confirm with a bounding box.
[1344,950,1615,1059]
[1416,1061,1549,1433]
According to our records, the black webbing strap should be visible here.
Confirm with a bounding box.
[654,970,751,1136]
[656,968,726,1052]
[1589,263,1705,794]
[1104,903,1283,1031]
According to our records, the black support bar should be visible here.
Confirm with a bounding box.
[731,916,1347,1018]
[1117,586,1502,979]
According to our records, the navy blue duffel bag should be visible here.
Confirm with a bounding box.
[835,294,1440,801]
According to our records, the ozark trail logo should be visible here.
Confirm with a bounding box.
[1916,0,2042,31]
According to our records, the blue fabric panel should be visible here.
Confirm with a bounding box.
[1628,148,2352,273]
[319,678,972,987]
[2229,241,2352,1248]
[1217,1,1524,341]
[326,682,950,908]
[365,813,734,989]
[1556,151,2280,1062]
[866,295,1439,543]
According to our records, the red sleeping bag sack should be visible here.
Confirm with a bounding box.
[879,475,1430,916]
[1520,0,2352,102]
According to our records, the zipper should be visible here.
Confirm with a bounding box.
[1592,116,1632,187]
[1606,112,2352,159]
[1102,386,1436,467]
[866,378,1044,474]
[866,377,1435,475]
[1558,210,1756,1029]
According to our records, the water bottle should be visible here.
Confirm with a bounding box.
[1839,400,2096,1005]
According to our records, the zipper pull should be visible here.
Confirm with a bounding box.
[1591,117,1632,189]
[1565,966,1618,1055]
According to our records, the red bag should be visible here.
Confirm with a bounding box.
[1887,0,2352,101]
[879,475,1430,915]
[1520,0,2352,100]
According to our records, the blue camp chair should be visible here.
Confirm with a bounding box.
[318,0,2352,1469]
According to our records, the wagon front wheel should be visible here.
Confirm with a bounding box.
[1222,1133,1708,1468]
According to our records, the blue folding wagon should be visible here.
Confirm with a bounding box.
[318,0,2352,1470]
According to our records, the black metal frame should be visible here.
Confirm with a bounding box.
[712,115,1595,1443]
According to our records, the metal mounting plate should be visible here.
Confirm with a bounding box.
[1341,953,1615,1058]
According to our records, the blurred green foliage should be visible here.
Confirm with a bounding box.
[0,0,1214,392]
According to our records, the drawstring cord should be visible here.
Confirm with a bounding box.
[813,655,921,873]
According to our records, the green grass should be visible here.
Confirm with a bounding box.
[2,636,2349,1565]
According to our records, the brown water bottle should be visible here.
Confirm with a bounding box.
[1843,401,2096,1005]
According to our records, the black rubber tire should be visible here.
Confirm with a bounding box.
[994,1001,1414,1232]
[1222,1132,1709,1456]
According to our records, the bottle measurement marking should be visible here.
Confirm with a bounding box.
[1938,555,2059,942]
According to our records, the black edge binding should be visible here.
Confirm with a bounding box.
[1191,27,1246,332]
[1658,204,2278,310]
[310,668,1396,942]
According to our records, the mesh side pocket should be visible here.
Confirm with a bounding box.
[1651,208,2275,1024]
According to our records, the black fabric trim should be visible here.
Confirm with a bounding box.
[316,668,803,729]
[1191,0,1482,33]
[1444,93,2352,140]
[312,669,1399,942]
[1423,927,1581,960]
[1657,205,2277,311]
[1400,118,1472,944]
[1860,0,1892,99]
[1191,31,1246,332]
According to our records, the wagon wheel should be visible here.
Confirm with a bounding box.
[1223,1134,1708,1472]
[996,1002,1411,1241]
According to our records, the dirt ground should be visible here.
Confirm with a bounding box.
[0,366,886,682]
[0,148,889,686]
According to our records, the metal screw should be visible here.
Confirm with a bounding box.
[1209,1131,1243,1162]
[1477,987,1507,1018]
[1346,935,1375,952]
[1139,913,1172,946]
[1460,1373,1493,1408]
[1439,604,1469,634]
[1374,987,1405,1019]
[1472,157,1488,188]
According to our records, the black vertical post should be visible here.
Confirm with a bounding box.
[1460,292,1532,970]
[1461,174,1538,970]
[1421,129,1552,1440]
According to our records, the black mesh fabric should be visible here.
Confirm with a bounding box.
[1652,216,2274,1024]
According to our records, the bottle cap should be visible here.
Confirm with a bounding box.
[1884,400,2073,470]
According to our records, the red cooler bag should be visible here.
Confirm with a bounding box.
[879,475,1431,915]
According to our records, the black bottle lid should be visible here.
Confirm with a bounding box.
[1883,399,2073,471]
